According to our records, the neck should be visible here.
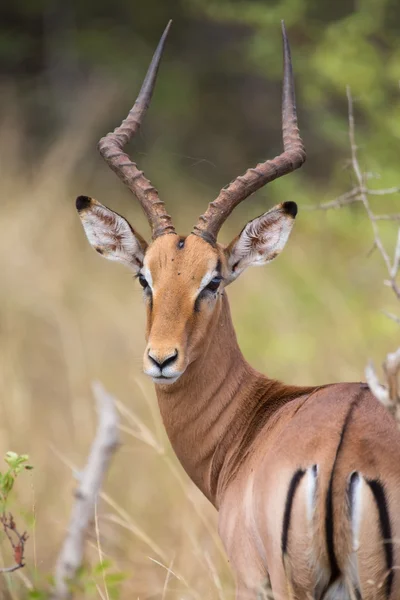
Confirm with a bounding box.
[155,292,312,507]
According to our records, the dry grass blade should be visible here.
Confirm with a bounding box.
[114,395,227,559]
[101,511,167,562]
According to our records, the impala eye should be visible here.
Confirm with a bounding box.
[138,274,149,289]
[205,277,222,293]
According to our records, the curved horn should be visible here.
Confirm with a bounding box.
[98,21,175,239]
[192,21,306,243]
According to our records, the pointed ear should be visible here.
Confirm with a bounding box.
[76,196,147,273]
[225,201,297,283]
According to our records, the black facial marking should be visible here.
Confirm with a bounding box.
[282,201,298,218]
[231,260,240,272]
[177,237,185,249]
[76,195,91,212]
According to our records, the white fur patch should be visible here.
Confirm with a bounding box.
[227,204,295,281]
[306,465,318,524]
[350,474,363,553]
[322,578,350,600]
[197,262,222,295]
[141,264,153,290]
[79,200,145,271]
[345,473,363,597]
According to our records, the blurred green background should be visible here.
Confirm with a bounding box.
[0,0,399,598]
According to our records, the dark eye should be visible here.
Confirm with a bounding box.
[205,277,222,293]
[138,274,149,289]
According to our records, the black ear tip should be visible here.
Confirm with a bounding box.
[76,195,91,212]
[282,201,298,218]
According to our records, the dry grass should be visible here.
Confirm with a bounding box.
[0,89,398,598]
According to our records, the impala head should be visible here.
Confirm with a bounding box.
[77,21,305,385]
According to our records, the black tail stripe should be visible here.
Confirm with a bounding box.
[325,395,361,582]
[281,469,305,555]
[354,587,362,600]
[366,479,393,599]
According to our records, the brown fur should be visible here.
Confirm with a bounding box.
[78,208,400,600]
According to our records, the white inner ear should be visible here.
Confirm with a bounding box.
[228,207,295,278]
[79,201,145,271]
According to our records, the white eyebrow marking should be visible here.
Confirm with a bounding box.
[141,265,153,290]
[197,262,222,294]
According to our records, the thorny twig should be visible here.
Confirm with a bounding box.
[319,86,400,414]
[346,86,396,289]
[0,513,28,573]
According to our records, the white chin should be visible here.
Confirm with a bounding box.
[151,375,180,385]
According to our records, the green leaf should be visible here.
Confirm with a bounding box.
[93,558,113,575]
[104,572,127,586]
[28,590,49,600]
[2,472,14,495]
[4,451,31,474]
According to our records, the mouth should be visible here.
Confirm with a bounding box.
[150,374,180,385]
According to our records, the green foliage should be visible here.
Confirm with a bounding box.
[188,0,400,187]
[28,560,127,600]
[0,452,32,512]
[2,0,400,193]
[73,560,127,599]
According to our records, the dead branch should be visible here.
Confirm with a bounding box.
[381,310,400,325]
[366,348,400,418]
[325,87,400,416]
[346,86,394,277]
[373,214,400,221]
[314,86,400,416]
[0,513,28,573]
[51,382,120,600]
[368,186,400,196]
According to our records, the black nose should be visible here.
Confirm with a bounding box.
[148,349,178,369]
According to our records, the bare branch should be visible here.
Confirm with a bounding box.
[366,349,400,417]
[384,347,400,404]
[372,214,400,221]
[365,361,392,409]
[314,188,361,211]
[0,513,28,573]
[391,228,400,280]
[320,87,400,421]
[52,382,120,600]
[368,186,400,196]
[346,87,393,274]
[312,91,400,289]
[382,310,400,325]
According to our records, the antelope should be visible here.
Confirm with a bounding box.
[76,21,400,600]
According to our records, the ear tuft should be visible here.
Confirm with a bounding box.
[76,195,92,212]
[282,201,298,218]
